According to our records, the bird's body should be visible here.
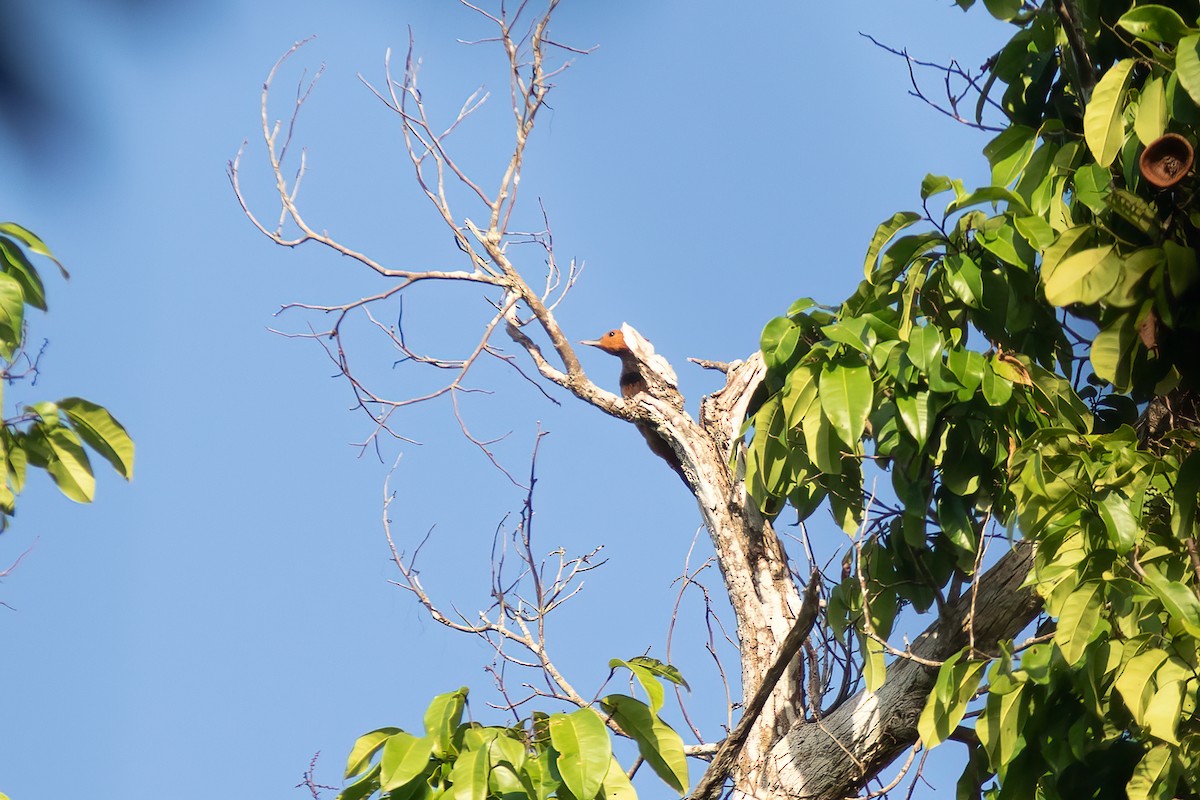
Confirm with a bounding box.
[581,326,688,483]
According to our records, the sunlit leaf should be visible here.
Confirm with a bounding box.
[548,708,612,800]
[1084,59,1135,166]
[1118,5,1191,44]
[600,695,687,794]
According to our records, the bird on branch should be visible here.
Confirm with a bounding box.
[581,324,688,483]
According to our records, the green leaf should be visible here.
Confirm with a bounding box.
[424,688,468,758]
[0,272,25,359]
[782,365,820,430]
[863,212,922,280]
[0,222,67,278]
[1142,563,1200,637]
[1054,581,1104,666]
[861,632,886,693]
[984,125,1037,187]
[945,186,1031,216]
[625,655,690,690]
[610,658,666,713]
[337,764,381,800]
[44,427,94,503]
[448,748,489,800]
[1177,34,1200,108]
[1118,5,1191,44]
[600,755,637,800]
[896,390,934,450]
[1098,492,1139,554]
[976,680,1026,772]
[58,398,134,479]
[1084,59,1136,167]
[981,0,1021,21]
[921,174,956,199]
[0,236,47,310]
[1115,649,1169,724]
[819,359,873,447]
[1136,77,1169,146]
[1043,245,1120,306]
[346,728,402,779]
[548,708,612,800]
[906,325,945,374]
[1073,163,1111,214]
[917,650,987,749]
[600,695,688,794]
[1091,314,1138,390]
[1126,744,1176,800]
[381,733,435,792]
[1171,451,1200,541]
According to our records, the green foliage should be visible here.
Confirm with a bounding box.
[746,1,1200,796]
[339,662,691,800]
[0,224,131,528]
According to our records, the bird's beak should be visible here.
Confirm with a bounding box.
[579,339,602,348]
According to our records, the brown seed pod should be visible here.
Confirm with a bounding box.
[1139,133,1195,189]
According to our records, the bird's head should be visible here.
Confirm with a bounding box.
[580,329,630,356]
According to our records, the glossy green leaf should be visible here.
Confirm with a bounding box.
[337,764,381,800]
[0,222,66,277]
[906,325,945,374]
[0,272,25,359]
[1043,245,1119,306]
[1073,163,1111,214]
[448,748,489,800]
[1118,5,1191,43]
[548,708,611,800]
[424,688,468,758]
[863,212,922,280]
[625,655,690,690]
[1171,451,1200,541]
[59,398,134,479]
[1136,77,1169,145]
[984,125,1037,187]
[1098,492,1139,554]
[1126,744,1176,800]
[819,359,873,447]
[1116,649,1170,725]
[862,632,886,693]
[921,174,956,199]
[345,728,402,779]
[1054,582,1104,665]
[381,733,435,792]
[44,427,94,503]
[917,650,987,749]
[1084,59,1135,167]
[981,0,1021,22]
[610,658,665,713]
[945,185,1031,216]
[600,695,688,794]
[600,755,637,800]
[0,236,47,310]
[1178,34,1200,107]
[1142,564,1200,637]
[1091,314,1138,390]
[976,681,1026,772]
[896,390,934,450]
[782,365,820,430]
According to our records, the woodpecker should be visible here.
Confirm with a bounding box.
[581,324,688,483]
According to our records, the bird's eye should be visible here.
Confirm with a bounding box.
[606,330,617,338]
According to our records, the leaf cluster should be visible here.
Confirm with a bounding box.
[746,1,1200,797]
[0,223,132,529]
[339,659,690,800]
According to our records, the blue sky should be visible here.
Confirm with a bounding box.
[0,2,1011,797]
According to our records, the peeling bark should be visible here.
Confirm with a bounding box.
[764,545,1040,800]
